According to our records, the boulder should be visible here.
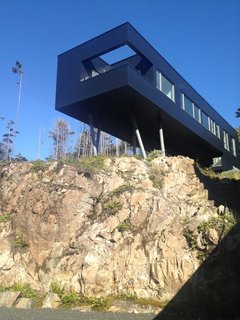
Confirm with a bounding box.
[15,297,33,309]
[42,293,61,309]
[0,291,21,307]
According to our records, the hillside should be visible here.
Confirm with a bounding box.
[0,156,239,316]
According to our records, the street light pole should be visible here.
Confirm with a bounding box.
[12,61,23,159]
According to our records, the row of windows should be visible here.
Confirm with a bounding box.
[182,94,221,139]
[155,70,237,157]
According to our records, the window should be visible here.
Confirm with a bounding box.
[182,94,193,117]
[193,104,201,123]
[156,71,175,101]
[230,137,237,156]
[223,130,230,151]
[216,124,221,139]
[209,118,216,135]
[202,111,209,130]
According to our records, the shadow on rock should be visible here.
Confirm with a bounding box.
[154,172,240,320]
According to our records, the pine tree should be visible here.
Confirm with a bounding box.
[2,120,15,161]
[236,108,240,118]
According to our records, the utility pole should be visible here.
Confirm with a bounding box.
[12,61,23,159]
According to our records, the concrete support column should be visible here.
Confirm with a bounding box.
[159,120,166,156]
[131,115,147,159]
[88,113,97,156]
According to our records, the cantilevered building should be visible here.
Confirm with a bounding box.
[55,22,239,170]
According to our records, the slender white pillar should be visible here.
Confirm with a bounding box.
[131,115,147,159]
[116,138,119,156]
[159,120,166,156]
[88,113,97,156]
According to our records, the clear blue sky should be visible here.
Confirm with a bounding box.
[0,0,239,160]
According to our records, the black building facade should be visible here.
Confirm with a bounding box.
[55,22,239,170]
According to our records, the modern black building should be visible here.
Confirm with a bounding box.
[55,22,239,170]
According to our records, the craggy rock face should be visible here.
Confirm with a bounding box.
[0,157,229,300]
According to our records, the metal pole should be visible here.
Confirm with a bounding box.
[131,115,147,159]
[159,120,166,156]
[88,114,97,156]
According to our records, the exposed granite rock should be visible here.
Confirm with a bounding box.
[42,293,61,309]
[0,156,234,302]
[0,291,21,307]
[15,297,33,309]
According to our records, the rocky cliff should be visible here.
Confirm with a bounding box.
[0,156,237,305]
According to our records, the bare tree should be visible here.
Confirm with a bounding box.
[49,119,74,159]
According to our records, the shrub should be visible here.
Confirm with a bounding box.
[30,160,47,173]
[183,229,197,250]
[147,149,163,162]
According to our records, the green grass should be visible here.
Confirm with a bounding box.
[198,211,237,239]
[117,292,137,300]
[136,297,168,308]
[117,219,131,233]
[78,296,110,311]
[196,162,240,181]
[12,282,37,298]
[61,291,79,307]
[110,184,136,196]
[63,156,107,174]
[103,200,122,215]
[0,214,11,223]
[0,283,8,292]
[13,232,29,248]
[50,281,65,298]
